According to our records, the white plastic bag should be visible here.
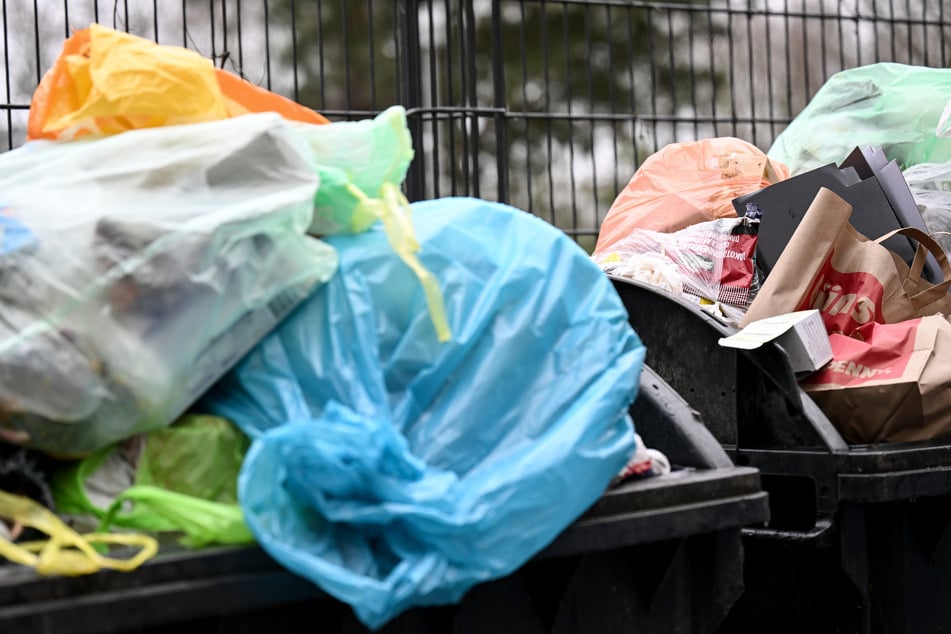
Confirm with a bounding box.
[903,162,951,256]
[0,114,337,456]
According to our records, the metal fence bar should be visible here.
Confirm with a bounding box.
[397,0,426,201]
[2,0,951,242]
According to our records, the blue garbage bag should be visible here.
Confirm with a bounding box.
[202,197,646,629]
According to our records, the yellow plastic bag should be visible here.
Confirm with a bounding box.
[28,23,328,141]
[0,490,157,576]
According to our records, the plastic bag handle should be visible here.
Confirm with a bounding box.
[0,489,157,576]
[874,226,951,308]
[100,486,254,548]
[348,182,452,342]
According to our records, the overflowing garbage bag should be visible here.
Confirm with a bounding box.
[203,197,646,628]
[28,23,447,342]
[0,113,337,457]
[595,94,951,445]
[768,63,951,175]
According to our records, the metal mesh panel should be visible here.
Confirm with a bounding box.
[2,0,949,244]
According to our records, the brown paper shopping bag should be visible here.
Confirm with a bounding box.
[801,315,951,443]
[741,188,951,334]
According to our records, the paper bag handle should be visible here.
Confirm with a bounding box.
[874,227,951,308]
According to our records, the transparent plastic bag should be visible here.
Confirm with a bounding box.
[28,22,446,343]
[0,114,337,456]
[903,162,951,257]
[595,213,762,311]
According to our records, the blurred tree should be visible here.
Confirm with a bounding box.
[269,0,725,241]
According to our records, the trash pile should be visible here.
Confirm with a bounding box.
[7,21,949,632]
[0,23,658,630]
[598,63,951,446]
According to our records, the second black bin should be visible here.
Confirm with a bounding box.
[612,276,951,634]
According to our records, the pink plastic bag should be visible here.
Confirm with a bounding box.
[595,137,787,254]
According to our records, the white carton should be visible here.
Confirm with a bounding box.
[717,309,833,376]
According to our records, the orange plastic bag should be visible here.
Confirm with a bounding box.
[594,137,788,255]
[28,23,327,141]
[214,68,328,125]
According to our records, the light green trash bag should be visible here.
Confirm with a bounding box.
[51,415,253,548]
[295,106,451,342]
[768,63,951,175]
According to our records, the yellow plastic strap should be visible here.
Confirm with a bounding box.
[347,183,451,343]
[0,490,157,577]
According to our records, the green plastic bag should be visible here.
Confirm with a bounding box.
[769,63,951,175]
[51,415,253,548]
[296,106,450,342]
[296,105,413,236]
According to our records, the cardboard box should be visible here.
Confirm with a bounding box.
[718,309,833,376]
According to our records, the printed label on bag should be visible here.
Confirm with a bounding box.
[801,319,920,387]
[799,257,886,335]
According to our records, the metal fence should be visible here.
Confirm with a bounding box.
[3,0,950,248]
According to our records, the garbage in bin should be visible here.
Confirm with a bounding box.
[610,273,951,634]
[733,145,942,282]
[593,206,764,326]
[0,113,336,456]
[0,365,770,634]
[768,63,951,175]
[51,415,253,548]
[203,196,646,629]
[741,188,951,328]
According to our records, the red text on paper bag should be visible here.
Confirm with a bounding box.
[801,318,920,387]
[797,256,887,336]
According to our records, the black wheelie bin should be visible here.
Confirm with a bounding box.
[0,365,768,634]
[612,275,951,634]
